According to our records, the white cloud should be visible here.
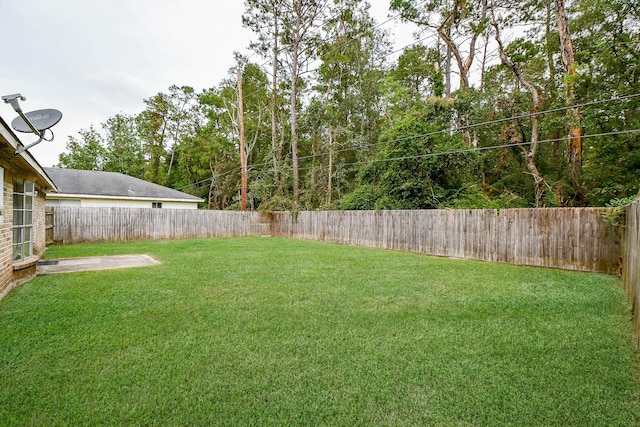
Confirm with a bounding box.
[87,70,151,111]
[1,0,417,168]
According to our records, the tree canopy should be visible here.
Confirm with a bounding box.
[58,0,640,210]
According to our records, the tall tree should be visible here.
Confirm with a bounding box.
[189,86,242,209]
[102,114,145,178]
[491,5,548,206]
[165,85,198,181]
[57,126,106,170]
[391,45,444,99]
[312,0,386,206]
[555,0,582,203]
[280,0,328,205]
[573,0,640,204]
[137,93,171,184]
[243,0,286,188]
[390,0,489,92]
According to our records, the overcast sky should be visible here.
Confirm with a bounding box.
[0,0,416,167]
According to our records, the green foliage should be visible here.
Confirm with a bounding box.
[101,114,145,178]
[443,183,529,209]
[504,38,540,64]
[391,45,442,97]
[583,132,640,206]
[601,195,639,227]
[345,105,479,210]
[57,126,106,170]
[256,194,295,212]
[339,184,379,210]
[55,0,640,210]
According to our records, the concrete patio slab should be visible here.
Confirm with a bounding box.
[37,254,161,275]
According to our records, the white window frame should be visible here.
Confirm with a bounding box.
[13,179,34,262]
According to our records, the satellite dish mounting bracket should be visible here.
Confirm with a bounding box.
[2,93,60,154]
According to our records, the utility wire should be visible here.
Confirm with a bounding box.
[239,128,640,178]
[178,126,640,191]
[340,129,640,168]
[176,91,640,192]
[183,92,640,189]
[286,92,640,163]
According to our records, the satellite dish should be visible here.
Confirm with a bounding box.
[2,93,63,154]
[11,108,63,133]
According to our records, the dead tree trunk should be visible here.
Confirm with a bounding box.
[555,0,583,204]
[492,8,549,206]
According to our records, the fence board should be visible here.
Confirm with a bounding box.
[51,207,271,244]
[623,200,640,346]
[279,208,619,273]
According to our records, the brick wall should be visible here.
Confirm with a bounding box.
[0,171,50,301]
[33,185,47,258]
[0,169,13,300]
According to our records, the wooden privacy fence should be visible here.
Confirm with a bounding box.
[48,206,621,274]
[623,199,640,345]
[48,207,273,243]
[271,209,620,273]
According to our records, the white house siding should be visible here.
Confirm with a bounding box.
[80,198,157,208]
[46,196,199,209]
[159,201,199,209]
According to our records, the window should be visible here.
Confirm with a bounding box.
[152,202,163,209]
[13,179,34,262]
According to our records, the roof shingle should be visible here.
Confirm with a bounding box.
[44,167,202,201]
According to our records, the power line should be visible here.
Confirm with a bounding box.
[287,92,640,162]
[340,129,640,168]
[256,128,640,178]
[396,92,640,144]
[178,127,640,192]
[175,89,640,192]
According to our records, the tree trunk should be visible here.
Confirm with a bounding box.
[208,162,217,209]
[289,7,302,206]
[327,129,333,205]
[545,1,556,94]
[445,42,452,97]
[290,52,300,206]
[555,0,583,204]
[238,69,247,211]
[480,33,489,91]
[492,7,548,206]
[271,8,280,187]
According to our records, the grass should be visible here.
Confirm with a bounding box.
[1,237,640,426]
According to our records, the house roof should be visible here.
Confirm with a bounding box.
[44,167,203,202]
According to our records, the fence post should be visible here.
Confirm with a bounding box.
[622,196,640,346]
[45,207,54,246]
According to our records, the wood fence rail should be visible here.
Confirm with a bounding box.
[48,206,621,274]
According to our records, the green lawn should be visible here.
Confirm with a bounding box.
[1,237,640,426]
